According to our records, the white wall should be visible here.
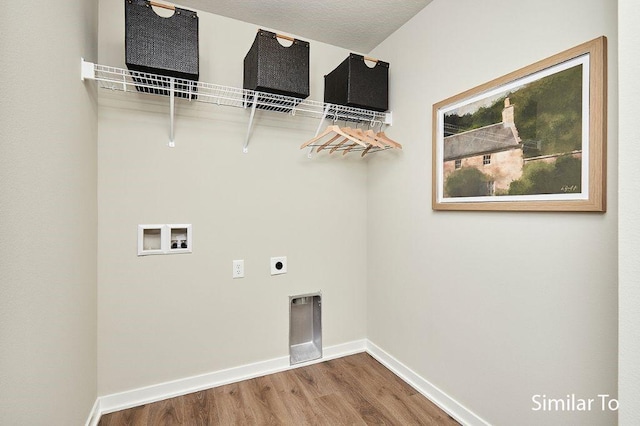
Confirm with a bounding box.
[97,0,368,395]
[0,1,98,425]
[618,0,640,424]
[367,1,618,425]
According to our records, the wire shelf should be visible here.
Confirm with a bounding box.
[82,61,391,126]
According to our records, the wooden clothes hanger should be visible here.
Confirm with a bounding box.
[300,125,366,149]
[316,134,342,152]
[341,127,385,149]
[361,144,374,157]
[342,142,359,156]
[375,131,402,149]
[300,125,340,148]
[332,126,368,147]
[372,123,402,149]
[329,137,350,154]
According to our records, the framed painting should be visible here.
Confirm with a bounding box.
[432,36,607,211]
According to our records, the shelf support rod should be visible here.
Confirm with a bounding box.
[169,78,175,148]
[243,95,258,153]
[308,104,331,158]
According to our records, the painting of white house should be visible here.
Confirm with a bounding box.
[435,57,590,204]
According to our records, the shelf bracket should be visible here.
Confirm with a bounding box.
[384,111,393,126]
[80,58,94,81]
[243,95,258,153]
[168,78,175,148]
[308,104,331,159]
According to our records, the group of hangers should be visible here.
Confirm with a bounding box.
[300,122,402,157]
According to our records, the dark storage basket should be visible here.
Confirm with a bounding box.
[324,54,389,112]
[125,0,199,99]
[243,30,310,100]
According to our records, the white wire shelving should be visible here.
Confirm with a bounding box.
[81,59,392,152]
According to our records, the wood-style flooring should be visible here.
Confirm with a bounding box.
[99,352,460,425]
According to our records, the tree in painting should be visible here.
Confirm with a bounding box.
[445,167,492,197]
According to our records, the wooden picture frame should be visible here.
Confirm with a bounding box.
[432,36,607,212]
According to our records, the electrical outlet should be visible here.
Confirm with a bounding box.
[270,256,287,275]
[233,260,244,278]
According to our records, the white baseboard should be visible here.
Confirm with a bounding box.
[365,340,490,426]
[87,339,488,426]
[92,339,367,421]
[85,398,100,426]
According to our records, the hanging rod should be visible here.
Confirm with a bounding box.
[80,59,392,149]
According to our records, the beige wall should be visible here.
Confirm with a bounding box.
[1,1,635,424]
[367,0,618,425]
[97,1,368,395]
[618,0,640,423]
[0,1,99,425]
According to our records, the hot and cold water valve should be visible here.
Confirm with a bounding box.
[137,224,192,256]
[170,228,189,249]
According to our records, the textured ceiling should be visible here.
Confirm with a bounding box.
[175,0,433,53]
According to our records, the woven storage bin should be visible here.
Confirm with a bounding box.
[243,30,310,100]
[125,0,199,98]
[324,54,389,112]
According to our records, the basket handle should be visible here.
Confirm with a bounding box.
[276,33,295,42]
[149,0,175,11]
[363,56,379,63]
[257,29,296,42]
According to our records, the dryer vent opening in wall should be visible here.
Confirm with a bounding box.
[289,293,322,365]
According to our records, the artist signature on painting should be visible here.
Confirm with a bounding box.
[560,185,579,193]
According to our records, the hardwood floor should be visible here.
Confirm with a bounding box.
[99,353,460,425]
